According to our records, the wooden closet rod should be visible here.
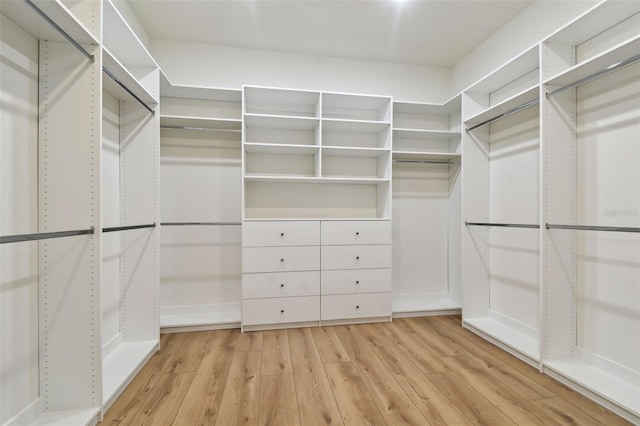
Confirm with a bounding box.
[0,227,95,244]
[546,52,640,98]
[23,0,95,62]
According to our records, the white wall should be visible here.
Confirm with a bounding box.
[151,41,451,103]
[451,0,597,94]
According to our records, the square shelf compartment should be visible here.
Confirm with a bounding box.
[393,129,461,155]
[245,115,320,145]
[244,86,320,117]
[322,92,392,122]
[245,149,319,178]
[322,120,391,149]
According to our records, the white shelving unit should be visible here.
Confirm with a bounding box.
[159,73,243,332]
[391,96,462,316]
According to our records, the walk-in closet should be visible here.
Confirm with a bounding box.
[1,0,638,424]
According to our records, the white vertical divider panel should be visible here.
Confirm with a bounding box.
[448,163,462,305]
[38,40,102,413]
[119,71,159,343]
[461,93,490,319]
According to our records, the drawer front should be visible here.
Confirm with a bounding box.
[243,296,320,326]
[321,293,391,321]
[321,245,391,270]
[321,269,391,295]
[321,221,391,246]
[243,221,320,247]
[243,246,320,273]
[243,271,320,299]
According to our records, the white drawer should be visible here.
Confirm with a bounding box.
[243,221,320,247]
[321,221,391,246]
[243,246,320,273]
[242,296,320,326]
[321,269,391,295]
[243,271,320,299]
[321,245,391,270]
[321,293,391,321]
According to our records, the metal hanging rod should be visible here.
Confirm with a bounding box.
[161,222,242,226]
[160,125,241,133]
[546,223,640,233]
[466,221,540,229]
[23,0,95,62]
[466,98,539,132]
[102,67,155,115]
[1,227,95,244]
[102,223,156,233]
[547,53,640,98]
[393,159,458,165]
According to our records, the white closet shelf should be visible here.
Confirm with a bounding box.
[544,358,640,419]
[160,303,241,330]
[243,217,390,222]
[245,143,319,155]
[392,293,461,315]
[103,48,158,106]
[322,119,390,133]
[322,146,390,158]
[244,86,320,116]
[544,35,640,90]
[102,340,159,409]
[323,91,390,109]
[103,0,157,68]
[463,317,540,365]
[394,96,461,116]
[27,407,101,426]
[160,115,241,130]
[393,151,461,162]
[244,114,320,130]
[0,0,98,45]
[393,129,460,140]
[162,75,241,102]
[466,46,539,94]
[245,176,389,185]
[465,85,539,129]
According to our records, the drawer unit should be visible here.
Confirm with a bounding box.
[243,271,320,299]
[321,293,391,321]
[243,246,320,273]
[243,296,320,326]
[321,269,391,295]
[243,221,320,247]
[321,220,391,246]
[321,245,392,270]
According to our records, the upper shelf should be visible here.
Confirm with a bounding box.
[393,95,461,117]
[0,0,98,45]
[160,116,241,130]
[103,0,156,70]
[466,46,539,95]
[393,129,460,140]
[322,119,390,133]
[465,85,539,130]
[244,86,320,118]
[103,48,158,106]
[162,73,241,102]
[322,92,392,122]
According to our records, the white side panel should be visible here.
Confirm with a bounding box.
[448,164,463,304]
[101,92,121,347]
[0,15,39,424]
[575,63,640,372]
[38,41,102,410]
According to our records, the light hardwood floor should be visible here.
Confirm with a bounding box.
[100,316,631,425]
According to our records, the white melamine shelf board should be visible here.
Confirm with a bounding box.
[546,1,640,45]
[244,143,319,155]
[28,408,101,426]
[244,86,320,110]
[466,46,539,94]
[244,114,320,130]
[160,305,241,328]
[244,176,389,185]
[102,340,159,406]
[322,146,389,158]
[544,35,640,89]
[464,85,539,128]
[393,151,461,162]
[160,115,241,130]
[545,358,640,416]
[103,48,158,105]
[464,317,540,361]
[103,0,156,68]
[161,74,241,102]
[393,97,461,116]
[243,218,391,222]
[392,293,461,314]
[0,0,98,45]
[393,129,460,140]
[322,119,391,133]
[322,92,391,110]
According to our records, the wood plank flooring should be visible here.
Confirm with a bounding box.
[100,316,631,425]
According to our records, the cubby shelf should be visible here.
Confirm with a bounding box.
[160,115,241,130]
[393,129,460,139]
[245,176,389,185]
[393,151,461,162]
[323,146,389,157]
[245,114,320,130]
[244,143,318,155]
[322,119,390,133]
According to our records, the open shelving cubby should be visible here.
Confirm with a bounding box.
[541,1,640,422]
[159,73,243,332]
[391,95,462,316]
[462,44,542,366]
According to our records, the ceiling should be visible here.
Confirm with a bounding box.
[127,0,533,68]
